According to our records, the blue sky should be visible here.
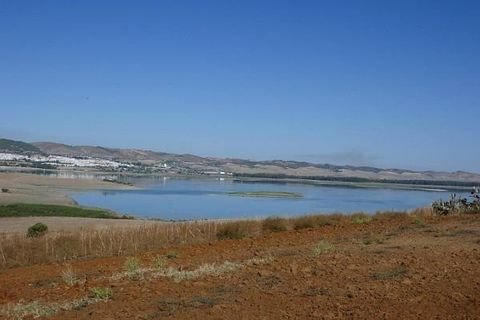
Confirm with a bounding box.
[1,1,479,172]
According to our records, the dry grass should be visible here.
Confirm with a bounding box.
[0,210,426,269]
[216,220,259,240]
[262,217,288,233]
[0,220,222,269]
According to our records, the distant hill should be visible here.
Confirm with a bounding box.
[1,138,479,185]
[0,138,42,154]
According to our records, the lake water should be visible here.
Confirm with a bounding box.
[71,177,452,220]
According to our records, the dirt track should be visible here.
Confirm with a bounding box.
[1,214,479,319]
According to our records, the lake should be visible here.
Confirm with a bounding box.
[71,177,453,220]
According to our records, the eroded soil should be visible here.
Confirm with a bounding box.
[1,215,479,319]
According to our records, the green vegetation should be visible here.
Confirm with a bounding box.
[227,191,303,198]
[27,223,48,237]
[0,203,120,219]
[262,217,288,232]
[123,257,141,273]
[311,240,335,256]
[153,255,167,270]
[89,287,113,300]
[1,188,8,193]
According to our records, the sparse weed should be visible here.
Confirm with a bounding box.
[89,287,113,300]
[351,213,372,224]
[312,240,335,256]
[61,265,85,287]
[124,257,140,272]
[153,255,167,270]
[123,257,143,280]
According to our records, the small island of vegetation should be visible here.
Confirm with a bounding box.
[227,191,303,198]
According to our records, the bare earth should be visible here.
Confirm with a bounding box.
[0,214,479,319]
[0,172,132,206]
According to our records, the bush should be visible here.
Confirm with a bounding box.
[293,215,337,230]
[27,223,48,237]
[262,217,288,233]
[1,188,8,193]
[216,221,252,240]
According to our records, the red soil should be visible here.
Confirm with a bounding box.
[1,215,479,319]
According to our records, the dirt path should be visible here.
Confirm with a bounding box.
[1,215,479,319]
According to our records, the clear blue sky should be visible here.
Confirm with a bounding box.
[1,1,479,172]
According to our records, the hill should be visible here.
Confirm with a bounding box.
[0,138,42,154]
[0,137,478,185]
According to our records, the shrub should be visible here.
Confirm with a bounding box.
[292,215,336,230]
[216,221,252,240]
[27,223,48,238]
[262,217,288,233]
[1,188,8,193]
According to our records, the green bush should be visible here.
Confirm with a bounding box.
[1,188,8,193]
[27,223,48,237]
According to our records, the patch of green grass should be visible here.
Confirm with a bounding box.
[89,287,113,300]
[227,191,303,198]
[0,203,120,219]
[311,240,335,256]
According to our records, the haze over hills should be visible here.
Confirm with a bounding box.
[1,138,480,185]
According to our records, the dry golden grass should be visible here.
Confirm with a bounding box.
[0,210,431,269]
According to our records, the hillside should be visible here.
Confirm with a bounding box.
[0,138,42,154]
[0,138,478,184]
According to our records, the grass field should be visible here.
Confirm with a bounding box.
[0,203,121,219]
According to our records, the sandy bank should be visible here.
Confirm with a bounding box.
[0,172,134,205]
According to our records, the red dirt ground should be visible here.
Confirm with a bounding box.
[1,215,480,319]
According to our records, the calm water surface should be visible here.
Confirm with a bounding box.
[71,177,451,220]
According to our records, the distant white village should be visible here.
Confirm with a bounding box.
[0,152,132,168]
